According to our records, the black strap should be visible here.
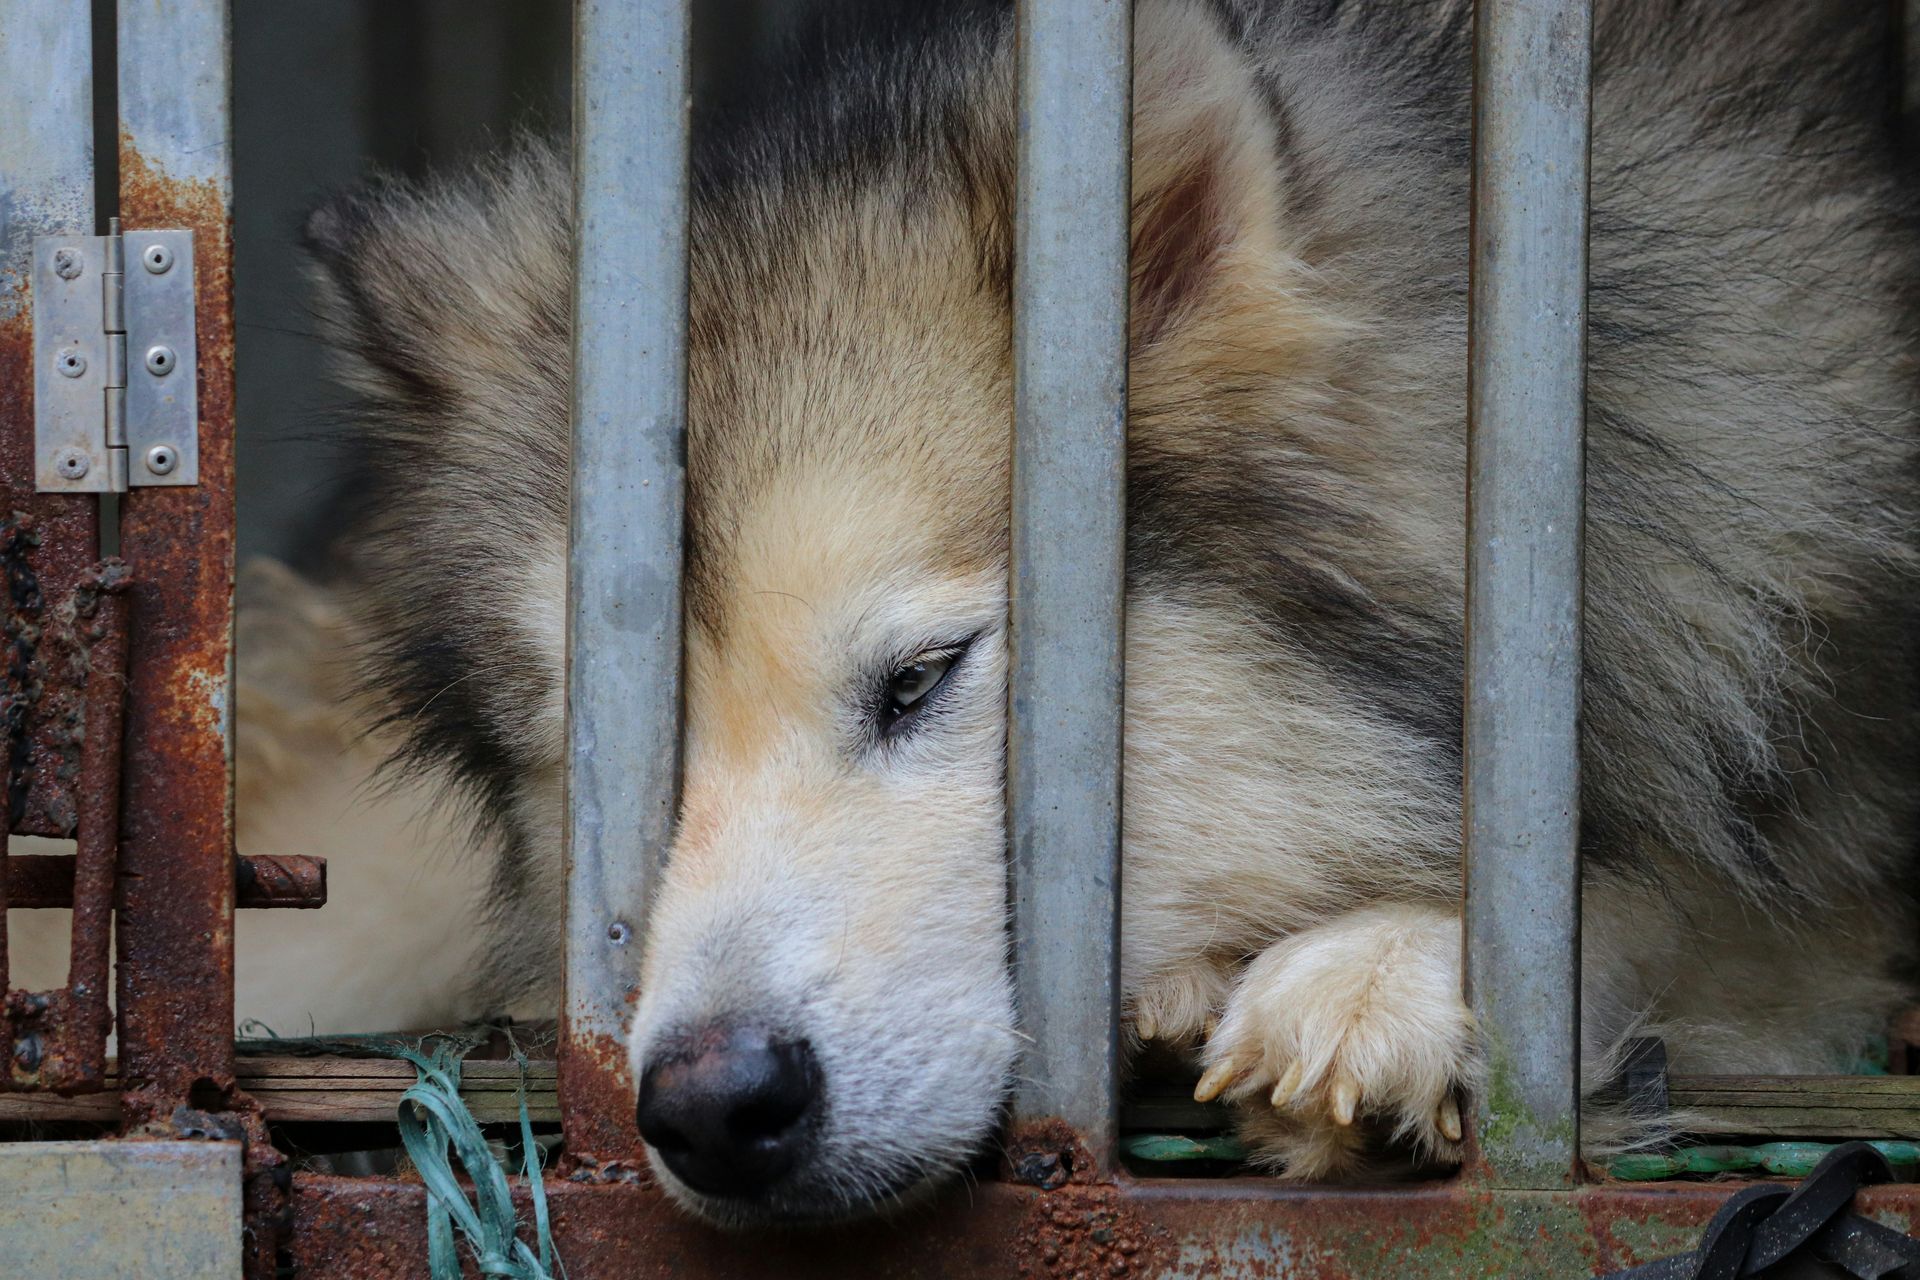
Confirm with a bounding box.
[1596,1142,1920,1279]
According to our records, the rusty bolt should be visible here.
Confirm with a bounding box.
[1014,1150,1067,1189]
[55,348,86,378]
[55,449,90,481]
[13,1034,42,1071]
[52,247,83,280]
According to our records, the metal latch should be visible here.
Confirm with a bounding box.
[32,218,199,493]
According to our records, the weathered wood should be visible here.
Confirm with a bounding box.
[1665,1075,1920,1140]
[0,1055,560,1125]
[7,1061,1913,1142]
[1118,1076,1920,1145]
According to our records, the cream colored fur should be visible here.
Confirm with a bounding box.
[289,0,1920,1224]
[8,560,489,1036]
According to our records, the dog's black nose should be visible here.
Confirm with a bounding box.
[636,1025,820,1198]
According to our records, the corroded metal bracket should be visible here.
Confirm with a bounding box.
[0,530,129,1095]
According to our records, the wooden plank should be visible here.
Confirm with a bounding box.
[0,1141,242,1278]
[0,1056,562,1125]
[1666,1074,1920,1140]
[10,1060,1911,1141]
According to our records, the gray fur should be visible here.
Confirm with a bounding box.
[304,0,1920,1209]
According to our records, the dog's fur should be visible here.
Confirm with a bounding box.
[9,561,492,1037]
[301,0,1920,1222]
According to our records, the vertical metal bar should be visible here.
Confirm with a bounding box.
[563,0,691,1165]
[64,571,129,1089]
[0,0,100,1068]
[1007,0,1132,1170]
[1463,0,1592,1189]
[115,0,238,1118]
[113,10,283,1273]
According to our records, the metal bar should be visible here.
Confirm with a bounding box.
[286,1174,1897,1279]
[0,0,100,1084]
[1006,0,1132,1172]
[5,853,326,910]
[563,0,691,1166]
[111,5,284,1275]
[55,566,129,1091]
[1463,0,1592,1189]
[114,0,239,1117]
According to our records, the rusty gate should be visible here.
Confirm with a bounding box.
[6,0,1920,1276]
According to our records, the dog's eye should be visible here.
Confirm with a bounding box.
[878,649,959,736]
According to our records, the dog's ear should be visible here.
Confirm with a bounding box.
[1129,0,1286,347]
[301,147,572,436]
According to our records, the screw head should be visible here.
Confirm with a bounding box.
[54,348,87,378]
[145,444,178,476]
[145,344,177,376]
[142,242,174,274]
[607,920,632,946]
[52,247,83,280]
[55,449,90,480]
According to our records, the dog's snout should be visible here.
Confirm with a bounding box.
[636,1025,820,1198]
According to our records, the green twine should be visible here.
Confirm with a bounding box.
[238,1028,563,1280]
[388,1034,565,1280]
[1122,1133,1248,1163]
[1606,1140,1920,1182]
[1122,1131,1920,1185]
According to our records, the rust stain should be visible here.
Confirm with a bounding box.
[112,129,238,1119]
[7,852,326,909]
[282,1175,1810,1279]
[557,1026,648,1176]
[113,131,281,1277]
[1016,1184,1171,1280]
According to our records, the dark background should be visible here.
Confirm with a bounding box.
[226,0,800,565]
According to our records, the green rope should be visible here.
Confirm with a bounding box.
[240,1027,562,1280]
[1606,1141,1920,1182]
[389,1034,564,1280]
[1122,1133,1248,1162]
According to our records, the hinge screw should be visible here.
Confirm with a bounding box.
[607,920,632,946]
[145,345,177,376]
[54,349,87,378]
[145,445,178,476]
[142,243,174,274]
[52,248,83,280]
[55,450,90,481]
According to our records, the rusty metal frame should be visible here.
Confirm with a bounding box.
[283,1176,1920,1278]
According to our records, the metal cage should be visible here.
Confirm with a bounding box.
[4,0,1920,1275]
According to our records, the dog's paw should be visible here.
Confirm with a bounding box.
[1196,903,1475,1178]
[1127,956,1234,1047]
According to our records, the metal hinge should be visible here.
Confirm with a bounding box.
[32,218,199,493]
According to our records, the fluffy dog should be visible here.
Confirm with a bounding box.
[300,0,1920,1224]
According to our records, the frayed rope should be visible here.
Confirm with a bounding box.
[240,1026,563,1280]
[390,1033,564,1280]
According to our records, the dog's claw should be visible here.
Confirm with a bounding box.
[1194,1058,1241,1103]
[1135,1010,1158,1042]
[1203,1014,1219,1039]
[1268,1061,1305,1109]
[1330,1077,1359,1128]
[1436,1094,1462,1143]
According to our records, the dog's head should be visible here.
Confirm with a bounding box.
[307,0,1314,1225]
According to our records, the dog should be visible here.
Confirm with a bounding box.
[299,0,1920,1225]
